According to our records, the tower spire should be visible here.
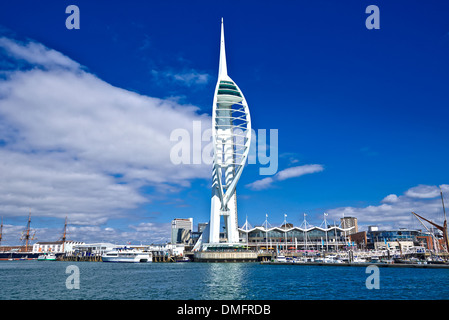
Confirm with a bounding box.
[218,18,228,78]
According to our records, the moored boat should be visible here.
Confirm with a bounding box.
[274,255,287,263]
[37,252,57,261]
[101,248,153,263]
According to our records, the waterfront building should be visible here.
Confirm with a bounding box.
[197,223,208,233]
[191,222,208,245]
[348,231,368,249]
[340,216,358,235]
[145,243,186,258]
[366,228,433,250]
[238,224,354,251]
[32,240,84,254]
[73,242,117,256]
[171,218,193,244]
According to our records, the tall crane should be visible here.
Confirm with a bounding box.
[0,217,3,247]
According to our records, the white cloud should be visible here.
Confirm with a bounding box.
[0,36,211,231]
[245,177,274,191]
[276,165,324,181]
[246,164,324,190]
[64,222,171,244]
[0,36,80,70]
[405,184,440,199]
[151,68,210,87]
[173,71,210,85]
[327,184,449,230]
[382,194,399,203]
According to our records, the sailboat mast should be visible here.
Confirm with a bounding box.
[440,187,448,254]
[0,217,3,247]
[62,216,67,252]
[411,210,449,254]
[24,211,31,251]
[440,187,447,221]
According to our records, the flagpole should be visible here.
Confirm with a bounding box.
[283,214,287,253]
[324,213,329,251]
[304,213,307,251]
[265,214,269,252]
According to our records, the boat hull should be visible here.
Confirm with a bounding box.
[0,252,40,261]
[102,256,152,263]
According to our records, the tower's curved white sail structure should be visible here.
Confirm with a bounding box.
[195,19,251,249]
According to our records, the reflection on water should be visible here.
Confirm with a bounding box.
[203,263,249,299]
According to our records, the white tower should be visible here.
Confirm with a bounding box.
[195,19,252,250]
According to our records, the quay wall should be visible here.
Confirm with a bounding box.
[194,251,258,262]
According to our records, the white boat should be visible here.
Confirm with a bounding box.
[293,257,305,263]
[274,255,287,263]
[352,255,367,263]
[102,248,153,263]
[322,254,343,263]
[37,253,57,261]
[176,256,190,262]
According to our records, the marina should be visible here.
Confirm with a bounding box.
[1,209,449,266]
[263,261,449,269]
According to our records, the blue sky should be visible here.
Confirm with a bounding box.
[0,1,448,244]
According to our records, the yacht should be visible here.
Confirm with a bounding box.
[352,256,367,263]
[37,252,57,261]
[324,255,343,263]
[102,248,153,263]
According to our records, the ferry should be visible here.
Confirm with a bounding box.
[37,252,57,261]
[101,248,153,263]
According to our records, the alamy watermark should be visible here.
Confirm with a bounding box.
[365,5,380,30]
[365,265,380,290]
[65,5,80,30]
[65,265,80,290]
[170,121,279,176]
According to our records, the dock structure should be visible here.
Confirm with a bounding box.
[194,250,258,263]
[59,253,102,262]
[31,248,449,267]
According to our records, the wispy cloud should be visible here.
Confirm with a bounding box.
[327,184,449,230]
[246,164,324,190]
[151,68,210,87]
[0,37,80,70]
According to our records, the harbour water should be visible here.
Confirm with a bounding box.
[1,260,449,300]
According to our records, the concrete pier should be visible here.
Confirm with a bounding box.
[59,255,102,262]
